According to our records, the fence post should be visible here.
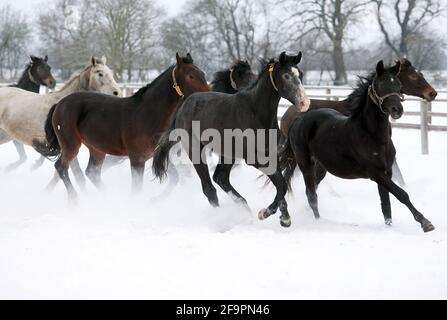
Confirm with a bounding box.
[420,100,429,155]
[326,88,331,100]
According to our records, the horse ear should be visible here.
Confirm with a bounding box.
[402,58,411,67]
[101,55,107,65]
[30,55,38,63]
[294,51,302,65]
[91,56,97,66]
[184,52,193,64]
[376,60,385,76]
[44,55,48,62]
[279,52,287,65]
[176,53,183,66]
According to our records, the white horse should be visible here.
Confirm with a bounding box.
[0,56,121,178]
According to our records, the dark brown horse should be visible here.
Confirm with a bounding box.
[280,59,437,186]
[280,59,437,137]
[34,53,210,202]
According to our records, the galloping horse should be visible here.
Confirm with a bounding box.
[279,61,435,233]
[34,53,210,203]
[153,52,309,228]
[2,55,56,171]
[0,56,120,180]
[280,59,438,186]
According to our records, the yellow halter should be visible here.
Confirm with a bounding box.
[268,63,278,92]
[172,66,184,97]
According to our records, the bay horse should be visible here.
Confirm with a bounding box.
[3,55,56,171]
[279,60,435,233]
[0,56,120,180]
[102,60,255,172]
[153,52,309,228]
[34,53,210,203]
[280,59,438,187]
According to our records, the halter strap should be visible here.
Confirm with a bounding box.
[229,68,238,91]
[28,69,39,85]
[368,80,404,114]
[172,66,184,97]
[268,63,278,92]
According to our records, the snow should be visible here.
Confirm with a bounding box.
[0,129,446,299]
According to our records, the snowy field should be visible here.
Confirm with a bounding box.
[0,128,446,300]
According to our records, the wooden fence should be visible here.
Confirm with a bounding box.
[1,82,445,155]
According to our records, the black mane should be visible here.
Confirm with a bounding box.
[347,72,375,117]
[246,58,275,90]
[132,66,174,99]
[211,60,251,93]
[133,56,194,99]
[15,63,33,85]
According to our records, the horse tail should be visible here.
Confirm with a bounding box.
[152,122,178,182]
[32,104,61,160]
[278,137,297,192]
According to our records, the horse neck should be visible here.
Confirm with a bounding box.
[138,68,180,127]
[247,74,281,128]
[16,67,40,93]
[49,75,82,103]
[213,71,236,94]
[357,97,390,143]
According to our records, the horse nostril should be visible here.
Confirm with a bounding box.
[430,91,438,99]
[113,91,119,96]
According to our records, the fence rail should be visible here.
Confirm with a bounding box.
[1,82,445,154]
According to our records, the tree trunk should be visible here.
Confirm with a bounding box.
[332,39,347,85]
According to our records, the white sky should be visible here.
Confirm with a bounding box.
[3,0,186,16]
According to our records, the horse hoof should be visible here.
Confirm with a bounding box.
[258,208,268,221]
[385,219,393,226]
[422,222,435,233]
[280,217,292,228]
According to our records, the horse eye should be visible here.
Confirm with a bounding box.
[99,73,104,77]
[284,74,291,80]
[189,75,195,80]
[409,74,417,80]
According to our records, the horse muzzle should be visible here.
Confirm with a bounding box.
[423,86,438,102]
[45,78,56,89]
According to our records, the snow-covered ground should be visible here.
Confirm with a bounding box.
[0,129,446,299]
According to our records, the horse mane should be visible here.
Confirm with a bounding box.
[56,65,92,92]
[246,58,275,90]
[211,68,232,92]
[132,65,174,99]
[15,63,33,85]
[211,61,250,93]
[132,56,194,99]
[347,72,376,117]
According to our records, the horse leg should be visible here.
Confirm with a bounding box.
[392,160,406,188]
[55,156,78,204]
[256,166,291,228]
[373,173,434,232]
[102,155,126,172]
[31,156,46,171]
[70,157,86,192]
[5,141,27,172]
[193,162,219,207]
[130,158,146,194]
[45,170,61,191]
[302,162,321,220]
[378,185,392,226]
[213,160,248,207]
[85,149,106,189]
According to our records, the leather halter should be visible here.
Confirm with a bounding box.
[172,66,184,97]
[229,68,238,91]
[368,79,404,114]
[268,63,278,92]
[28,68,39,85]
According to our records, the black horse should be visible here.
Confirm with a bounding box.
[211,60,254,93]
[280,60,435,233]
[153,52,309,228]
[5,55,56,172]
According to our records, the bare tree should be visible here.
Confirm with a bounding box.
[0,5,31,80]
[280,0,370,85]
[374,0,444,59]
[96,0,163,80]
